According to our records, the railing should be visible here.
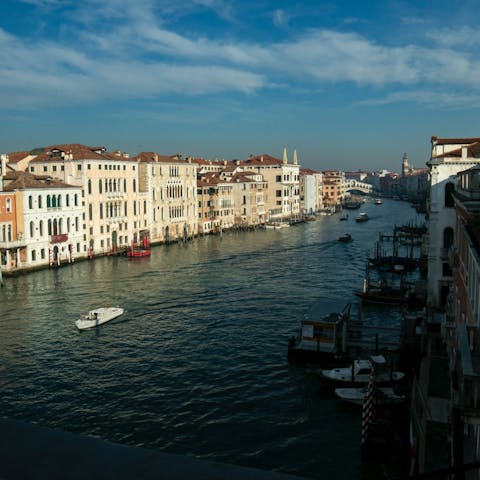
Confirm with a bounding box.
[0,239,27,248]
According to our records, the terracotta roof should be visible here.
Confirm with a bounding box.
[134,152,186,164]
[431,136,480,145]
[5,151,31,164]
[238,154,282,166]
[300,168,319,175]
[19,143,130,162]
[2,171,77,191]
[230,173,254,183]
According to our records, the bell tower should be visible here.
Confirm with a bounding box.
[402,152,409,177]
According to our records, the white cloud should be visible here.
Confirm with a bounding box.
[426,26,480,47]
[3,0,480,109]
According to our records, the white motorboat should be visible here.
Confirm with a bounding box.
[355,212,369,223]
[317,355,405,387]
[75,307,124,330]
[335,386,405,406]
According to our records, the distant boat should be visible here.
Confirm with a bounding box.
[354,278,409,305]
[374,198,383,205]
[338,233,352,243]
[126,237,151,258]
[344,201,362,210]
[355,213,369,222]
[264,222,290,229]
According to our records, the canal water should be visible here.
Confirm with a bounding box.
[0,199,425,479]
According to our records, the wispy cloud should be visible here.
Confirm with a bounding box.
[358,89,480,108]
[3,0,480,110]
[272,9,290,28]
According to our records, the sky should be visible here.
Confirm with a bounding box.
[2,0,480,172]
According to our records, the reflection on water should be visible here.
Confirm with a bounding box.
[0,199,424,479]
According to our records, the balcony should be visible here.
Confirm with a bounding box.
[0,238,27,249]
[50,233,68,243]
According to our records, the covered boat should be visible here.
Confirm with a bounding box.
[75,307,124,330]
[288,300,351,366]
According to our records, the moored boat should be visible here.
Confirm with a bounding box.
[75,307,124,330]
[316,355,405,387]
[288,300,351,366]
[126,237,151,258]
[335,386,405,405]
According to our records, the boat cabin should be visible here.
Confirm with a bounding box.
[288,300,351,364]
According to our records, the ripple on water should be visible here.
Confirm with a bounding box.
[0,200,424,479]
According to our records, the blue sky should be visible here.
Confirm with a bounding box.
[2,0,480,172]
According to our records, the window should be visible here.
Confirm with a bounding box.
[6,198,11,213]
[88,179,92,195]
[445,182,455,208]
[443,227,454,249]
[38,195,42,208]
[77,164,82,171]
[30,221,34,238]
[28,196,33,209]
[31,250,36,261]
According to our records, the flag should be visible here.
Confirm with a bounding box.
[361,367,375,445]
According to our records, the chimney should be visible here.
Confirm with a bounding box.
[260,155,264,163]
[282,147,288,164]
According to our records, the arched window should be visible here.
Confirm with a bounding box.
[28,196,33,209]
[57,195,61,207]
[30,221,34,238]
[66,195,69,207]
[48,219,52,235]
[47,195,51,208]
[2,225,5,242]
[59,218,63,234]
[445,182,455,208]
[53,219,58,236]
[39,220,44,236]
[52,195,57,208]
[74,194,78,206]
[443,227,454,249]
[38,195,42,208]
[6,198,11,212]
[7,225,12,241]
